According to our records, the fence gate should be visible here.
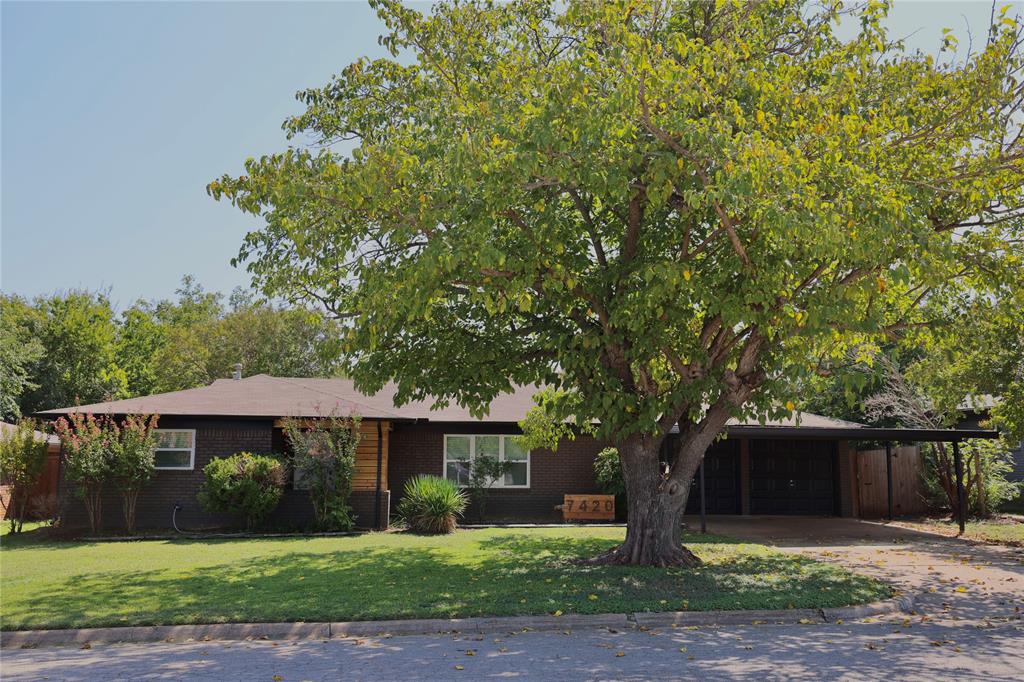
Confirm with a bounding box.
[856,446,927,518]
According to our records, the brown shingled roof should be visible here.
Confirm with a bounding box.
[36,374,863,429]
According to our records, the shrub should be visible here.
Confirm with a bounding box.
[109,414,159,533]
[282,414,360,531]
[0,419,49,534]
[53,413,114,534]
[922,439,1021,518]
[594,447,627,519]
[467,455,513,522]
[198,452,285,530]
[397,475,467,534]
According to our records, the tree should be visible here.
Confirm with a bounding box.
[145,277,346,392]
[863,354,1020,520]
[0,419,50,533]
[109,414,159,533]
[0,313,43,421]
[3,291,128,415]
[210,1,1024,565]
[53,413,113,534]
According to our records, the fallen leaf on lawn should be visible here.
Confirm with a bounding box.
[955,586,968,593]
[455,665,464,671]
[797,619,813,624]
[499,647,508,653]
[272,676,283,681]
[553,610,563,617]
[465,650,475,656]
[616,651,625,657]
[679,646,687,652]
[588,594,599,601]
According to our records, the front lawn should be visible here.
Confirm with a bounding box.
[0,527,890,631]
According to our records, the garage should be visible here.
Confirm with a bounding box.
[685,440,742,515]
[749,439,836,515]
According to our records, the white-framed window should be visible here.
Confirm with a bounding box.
[443,434,530,489]
[153,429,196,470]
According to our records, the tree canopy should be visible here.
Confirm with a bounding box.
[1,277,346,415]
[212,0,1023,438]
[210,0,1023,564]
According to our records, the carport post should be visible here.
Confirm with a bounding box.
[699,460,707,534]
[953,439,966,535]
[885,441,894,521]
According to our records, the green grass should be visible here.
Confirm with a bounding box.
[0,527,890,630]
[899,516,1024,546]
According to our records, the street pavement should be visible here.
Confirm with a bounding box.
[4,617,1022,681]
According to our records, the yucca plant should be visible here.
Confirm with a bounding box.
[397,475,467,534]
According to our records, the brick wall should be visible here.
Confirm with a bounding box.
[56,416,390,532]
[388,421,608,521]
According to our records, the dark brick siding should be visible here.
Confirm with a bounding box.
[56,416,389,531]
[54,413,859,531]
[389,421,608,521]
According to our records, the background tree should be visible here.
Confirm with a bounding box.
[862,354,1019,519]
[1,277,347,415]
[0,315,43,421]
[211,0,1024,566]
[3,291,127,414]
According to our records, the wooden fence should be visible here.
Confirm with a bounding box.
[856,445,928,518]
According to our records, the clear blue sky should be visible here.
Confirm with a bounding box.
[1,1,1017,309]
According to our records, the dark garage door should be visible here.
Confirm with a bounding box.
[685,440,741,515]
[749,440,836,515]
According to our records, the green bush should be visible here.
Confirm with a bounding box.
[397,475,467,534]
[198,452,285,530]
[594,447,627,519]
[467,455,513,522]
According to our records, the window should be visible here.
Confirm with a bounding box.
[153,429,195,470]
[443,434,530,489]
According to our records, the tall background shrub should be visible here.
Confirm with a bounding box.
[198,452,285,530]
[0,419,49,533]
[53,413,112,534]
[109,414,159,533]
[282,414,360,531]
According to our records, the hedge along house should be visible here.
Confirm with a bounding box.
[37,374,998,532]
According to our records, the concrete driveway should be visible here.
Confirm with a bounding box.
[688,515,1024,623]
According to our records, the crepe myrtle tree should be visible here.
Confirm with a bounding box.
[210,0,1024,566]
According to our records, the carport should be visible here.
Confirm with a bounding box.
[690,425,1000,534]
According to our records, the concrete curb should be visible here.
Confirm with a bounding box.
[819,593,915,623]
[0,596,914,650]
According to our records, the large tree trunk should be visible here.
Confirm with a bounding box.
[585,435,702,567]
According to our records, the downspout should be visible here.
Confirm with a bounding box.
[374,420,383,530]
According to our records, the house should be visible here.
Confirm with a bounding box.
[36,374,995,531]
[0,421,62,521]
